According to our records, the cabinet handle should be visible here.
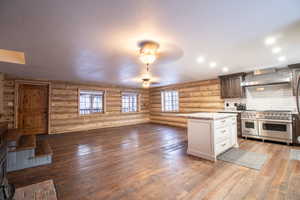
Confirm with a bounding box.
[222,143,226,146]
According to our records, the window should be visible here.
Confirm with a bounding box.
[79,90,104,115]
[161,90,179,112]
[122,92,138,112]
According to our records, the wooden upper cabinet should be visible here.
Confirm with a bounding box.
[219,73,245,99]
[289,63,300,96]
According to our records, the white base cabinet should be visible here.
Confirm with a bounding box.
[187,116,238,161]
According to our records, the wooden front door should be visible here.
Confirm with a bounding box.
[18,84,49,135]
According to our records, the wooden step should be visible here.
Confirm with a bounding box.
[6,129,22,148]
[14,135,36,152]
[35,140,53,157]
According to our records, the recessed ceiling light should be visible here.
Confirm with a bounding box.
[272,47,281,54]
[196,56,205,63]
[210,62,217,68]
[265,37,276,45]
[278,56,286,62]
[222,67,229,72]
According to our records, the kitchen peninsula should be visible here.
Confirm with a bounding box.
[179,113,238,161]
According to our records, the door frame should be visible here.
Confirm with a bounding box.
[14,80,51,134]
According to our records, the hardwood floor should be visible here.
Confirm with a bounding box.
[8,123,300,200]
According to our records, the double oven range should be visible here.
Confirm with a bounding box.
[241,110,293,144]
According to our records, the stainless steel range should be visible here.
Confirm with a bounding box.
[241,110,292,144]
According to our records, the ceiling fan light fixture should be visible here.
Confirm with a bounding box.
[139,53,156,65]
[142,78,151,88]
[138,40,159,65]
[141,72,151,80]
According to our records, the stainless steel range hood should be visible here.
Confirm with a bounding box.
[241,68,291,87]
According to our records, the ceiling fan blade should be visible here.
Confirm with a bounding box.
[0,49,26,64]
[150,83,161,87]
[156,43,184,64]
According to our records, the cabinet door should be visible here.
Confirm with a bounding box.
[231,117,238,146]
[221,77,235,98]
[220,78,230,98]
[187,119,213,156]
[229,77,236,98]
[230,76,243,98]
[292,68,300,96]
[220,74,245,99]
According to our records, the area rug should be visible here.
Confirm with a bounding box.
[218,148,268,170]
[290,149,300,161]
[14,180,57,200]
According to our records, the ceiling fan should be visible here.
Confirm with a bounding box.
[109,39,183,87]
[138,40,160,88]
[140,63,161,87]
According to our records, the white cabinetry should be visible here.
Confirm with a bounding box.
[187,116,238,161]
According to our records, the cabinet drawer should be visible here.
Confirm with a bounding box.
[231,117,237,123]
[215,134,229,144]
[215,139,231,155]
[214,118,230,128]
[215,127,230,142]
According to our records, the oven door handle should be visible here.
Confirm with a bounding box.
[241,118,258,121]
[256,119,292,124]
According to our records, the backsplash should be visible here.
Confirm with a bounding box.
[245,84,296,111]
[224,84,297,111]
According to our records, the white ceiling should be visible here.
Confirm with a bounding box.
[1,0,300,87]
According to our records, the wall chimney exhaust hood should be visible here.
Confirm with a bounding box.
[241,68,291,87]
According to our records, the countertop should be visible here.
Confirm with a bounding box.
[219,110,298,114]
[177,112,237,120]
[217,110,244,113]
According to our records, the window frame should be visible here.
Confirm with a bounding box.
[161,90,179,112]
[78,89,105,115]
[121,92,139,113]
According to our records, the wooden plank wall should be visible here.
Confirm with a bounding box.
[3,78,150,134]
[149,79,224,127]
[0,73,4,122]
[2,76,224,132]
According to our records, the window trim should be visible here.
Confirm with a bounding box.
[78,89,106,115]
[121,92,140,113]
[161,90,179,112]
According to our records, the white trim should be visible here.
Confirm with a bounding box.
[80,90,104,95]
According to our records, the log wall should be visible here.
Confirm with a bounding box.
[3,78,149,134]
[2,75,224,133]
[0,73,3,122]
[149,79,224,127]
